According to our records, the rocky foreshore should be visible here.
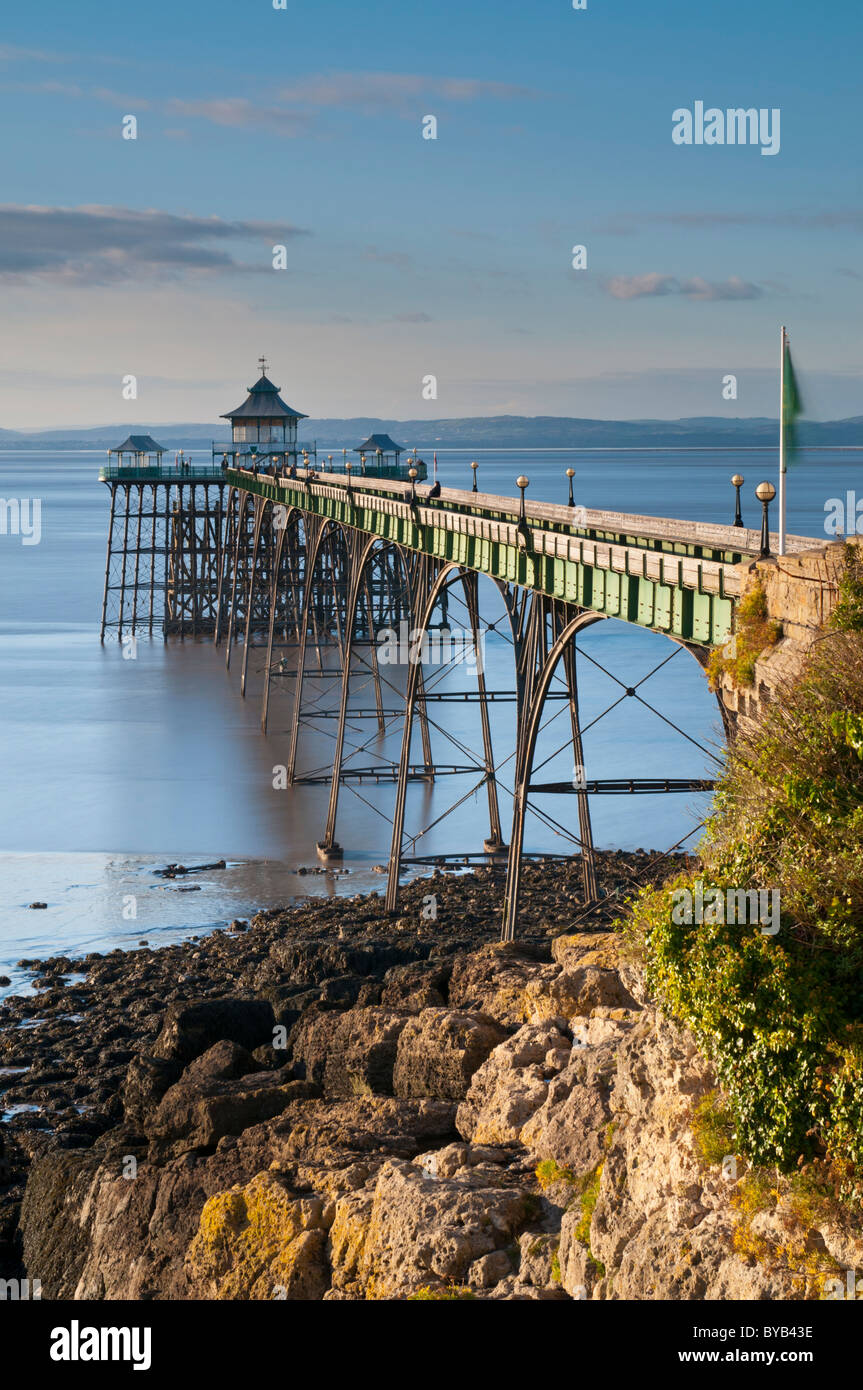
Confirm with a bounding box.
[1,852,858,1300]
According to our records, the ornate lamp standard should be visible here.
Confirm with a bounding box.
[516,475,530,548]
[731,474,745,527]
[566,467,575,508]
[471,461,479,493]
[756,480,776,558]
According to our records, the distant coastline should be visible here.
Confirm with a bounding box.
[2,413,863,453]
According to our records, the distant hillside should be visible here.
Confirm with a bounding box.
[2,415,863,451]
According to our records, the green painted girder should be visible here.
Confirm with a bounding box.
[229,471,736,648]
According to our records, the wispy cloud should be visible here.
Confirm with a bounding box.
[0,67,534,137]
[0,205,309,285]
[604,272,763,302]
[165,97,311,134]
[679,275,764,301]
[279,71,536,112]
[604,273,678,300]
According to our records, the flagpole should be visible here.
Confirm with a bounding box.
[779,324,787,556]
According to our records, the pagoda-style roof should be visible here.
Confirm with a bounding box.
[110,434,166,454]
[221,371,308,422]
[356,433,402,456]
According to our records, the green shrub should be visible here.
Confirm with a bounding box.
[630,629,863,1187]
[691,1090,737,1168]
[574,1164,603,1247]
[707,583,781,690]
[832,543,863,632]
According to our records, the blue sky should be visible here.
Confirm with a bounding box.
[1,0,861,426]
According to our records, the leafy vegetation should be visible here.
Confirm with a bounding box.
[707,582,781,689]
[691,1090,737,1168]
[573,1164,603,1248]
[832,542,863,632]
[535,1159,577,1191]
[627,551,863,1196]
[408,1284,477,1301]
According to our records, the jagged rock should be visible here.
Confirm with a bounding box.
[551,931,620,971]
[290,1006,410,1097]
[7,860,855,1305]
[448,943,554,1028]
[285,1098,458,1187]
[520,1036,620,1173]
[523,966,640,1023]
[329,1158,534,1298]
[415,1142,470,1180]
[257,983,321,1030]
[182,1039,261,1083]
[456,1020,572,1144]
[152,998,275,1066]
[485,1275,569,1300]
[269,939,417,987]
[467,1249,512,1288]
[185,1172,329,1300]
[557,1209,594,1299]
[588,1011,792,1299]
[318,974,368,1006]
[516,1230,561,1290]
[149,1065,318,1155]
[121,1054,183,1124]
[380,959,452,1012]
[393,1008,507,1101]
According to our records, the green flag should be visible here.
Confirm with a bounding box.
[782,337,803,464]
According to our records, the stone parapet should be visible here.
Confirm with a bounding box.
[718,539,855,734]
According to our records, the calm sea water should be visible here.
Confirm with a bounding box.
[0,445,857,995]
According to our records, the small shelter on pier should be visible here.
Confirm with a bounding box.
[355,433,403,474]
[109,434,167,468]
[216,358,311,470]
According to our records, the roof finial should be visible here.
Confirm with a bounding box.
[258,355,268,376]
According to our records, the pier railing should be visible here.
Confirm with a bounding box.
[229,466,820,562]
[99,463,228,483]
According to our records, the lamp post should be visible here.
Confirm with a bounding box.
[344,458,352,498]
[517,475,529,518]
[408,466,418,508]
[566,467,575,508]
[756,480,776,558]
[731,474,744,527]
[516,475,530,548]
[471,460,479,493]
